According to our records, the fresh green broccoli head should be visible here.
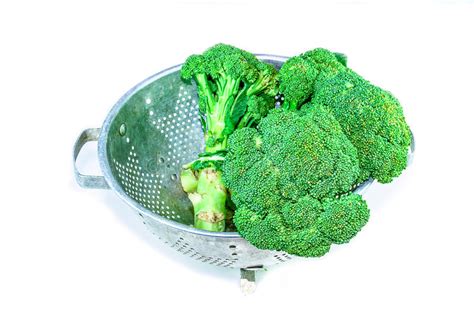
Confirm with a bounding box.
[281,196,323,230]
[232,207,288,251]
[312,69,411,183]
[222,127,282,214]
[180,43,278,152]
[248,61,279,96]
[181,54,206,81]
[181,43,277,94]
[257,104,360,201]
[202,43,259,82]
[302,48,346,77]
[318,194,370,244]
[278,47,411,183]
[231,192,369,257]
[233,203,333,257]
[277,48,346,110]
[223,104,367,256]
[182,44,255,82]
[277,56,319,110]
[224,104,360,209]
[237,94,276,128]
[246,95,275,122]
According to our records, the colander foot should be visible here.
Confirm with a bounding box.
[240,266,263,295]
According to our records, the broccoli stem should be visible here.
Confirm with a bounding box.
[179,44,279,232]
[181,167,227,232]
[237,112,253,129]
[195,74,215,110]
[282,100,299,111]
[202,75,241,154]
[186,77,263,231]
[180,75,239,232]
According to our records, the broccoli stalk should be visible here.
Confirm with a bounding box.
[181,167,227,231]
[179,44,278,232]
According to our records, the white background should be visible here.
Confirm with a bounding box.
[1,1,473,315]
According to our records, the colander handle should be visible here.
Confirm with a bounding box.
[73,128,110,190]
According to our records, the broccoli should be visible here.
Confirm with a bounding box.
[179,44,278,231]
[178,44,410,258]
[277,56,318,110]
[278,48,345,110]
[312,69,412,183]
[222,104,370,257]
[278,48,412,183]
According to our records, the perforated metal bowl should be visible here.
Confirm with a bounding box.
[73,55,413,292]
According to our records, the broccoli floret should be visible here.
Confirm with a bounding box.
[277,48,346,110]
[179,44,278,231]
[223,104,369,257]
[318,194,370,244]
[302,48,346,76]
[279,48,411,183]
[278,56,319,110]
[312,66,412,183]
[237,94,276,128]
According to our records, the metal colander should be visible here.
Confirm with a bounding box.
[73,55,412,292]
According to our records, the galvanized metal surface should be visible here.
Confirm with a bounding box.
[73,128,109,190]
[73,55,414,291]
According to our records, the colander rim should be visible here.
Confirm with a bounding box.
[97,54,375,238]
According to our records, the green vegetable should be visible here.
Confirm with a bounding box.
[312,69,412,183]
[279,48,412,183]
[180,44,411,259]
[278,48,344,110]
[179,43,278,231]
[222,104,370,257]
